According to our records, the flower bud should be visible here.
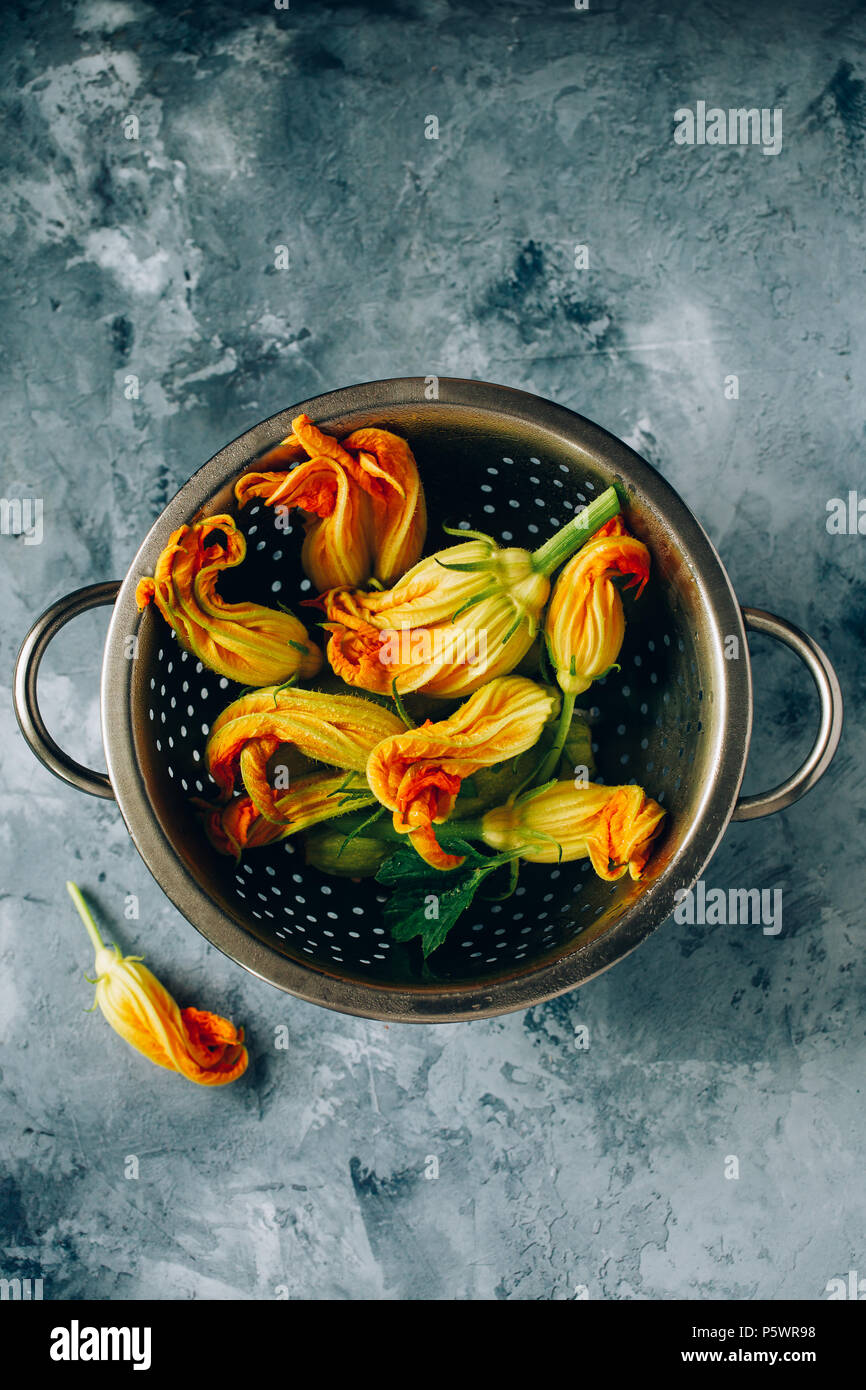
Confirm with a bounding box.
[67,883,247,1086]
[545,518,650,695]
[199,769,377,855]
[323,539,551,699]
[304,827,390,878]
[481,779,665,881]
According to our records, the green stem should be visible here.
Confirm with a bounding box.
[439,819,486,845]
[344,814,487,846]
[66,881,105,955]
[390,678,416,730]
[530,485,620,576]
[531,689,577,788]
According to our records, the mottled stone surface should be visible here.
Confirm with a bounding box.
[1,0,864,1301]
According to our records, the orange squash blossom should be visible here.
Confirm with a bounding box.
[67,882,248,1086]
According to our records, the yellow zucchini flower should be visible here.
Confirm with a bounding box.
[235,414,426,590]
[67,883,248,1086]
[340,424,427,585]
[205,686,404,822]
[320,487,622,700]
[135,514,321,687]
[532,516,650,785]
[480,780,666,881]
[321,540,548,699]
[366,676,557,870]
[200,771,377,856]
[546,517,650,696]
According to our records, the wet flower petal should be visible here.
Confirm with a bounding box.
[339,425,427,584]
[236,455,373,591]
[199,770,377,854]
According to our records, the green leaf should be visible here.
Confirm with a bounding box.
[375,838,491,887]
[538,633,555,686]
[452,584,498,622]
[500,611,525,645]
[272,672,299,704]
[376,841,521,956]
[433,557,491,573]
[440,523,496,546]
[480,856,520,901]
[516,777,558,805]
[335,789,377,806]
[383,873,483,957]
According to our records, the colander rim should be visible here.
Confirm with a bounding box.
[100,376,752,1021]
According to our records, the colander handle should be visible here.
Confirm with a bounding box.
[13,582,120,801]
[732,607,843,822]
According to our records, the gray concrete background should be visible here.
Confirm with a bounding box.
[1,0,864,1300]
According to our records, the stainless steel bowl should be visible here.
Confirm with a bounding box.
[14,378,843,1021]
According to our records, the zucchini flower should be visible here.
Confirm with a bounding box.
[135,514,321,687]
[205,686,404,822]
[342,424,427,585]
[200,771,376,856]
[235,414,426,590]
[321,486,621,700]
[533,517,649,784]
[480,780,665,881]
[236,449,372,591]
[546,517,650,696]
[366,676,557,870]
[67,883,247,1086]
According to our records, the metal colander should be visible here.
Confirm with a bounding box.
[14,379,842,1021]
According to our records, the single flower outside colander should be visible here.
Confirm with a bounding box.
[14,378,843,1022]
